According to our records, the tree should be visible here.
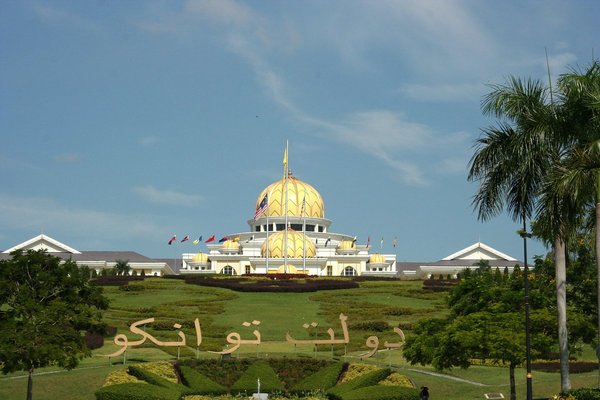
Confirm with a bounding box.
[0,249,109,400]
[468,75,563,394]
[113,259,131,276]
[403,268,593,400]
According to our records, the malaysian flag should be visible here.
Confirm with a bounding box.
[254,194,268,220]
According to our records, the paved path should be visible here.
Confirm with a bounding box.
[407,368,488,387]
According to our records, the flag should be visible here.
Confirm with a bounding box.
[254,194,268,220]
[181,235,190,243]
[381,237,384,249]
[393,237,397,248]
[193,236,202,245]
[218,236,229,243]
[283,141,288,179]
[205,235,215,243]
[168,235,176,245]
[325,236,331,247]
[367,236,371,247]
[352,236,358,244]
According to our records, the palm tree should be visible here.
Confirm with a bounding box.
[113,259,131,276]
[468,76,565,397]
[550,60,600,387]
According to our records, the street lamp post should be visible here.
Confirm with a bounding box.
[520,217,533,400]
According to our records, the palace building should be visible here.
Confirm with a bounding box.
[179,171,397,277]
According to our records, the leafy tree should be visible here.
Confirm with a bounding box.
[113,259,131,276]
[404,268,594,400]
[0,249,109,400]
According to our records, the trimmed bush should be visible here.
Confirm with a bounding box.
[128,365,190,396]
[341,385,420,400]
[94,383,180,400]
[230,360,284,395]
[179,365,228,395]
[327,368,392,399]
[290,362,345,394]
[570,388,600,400]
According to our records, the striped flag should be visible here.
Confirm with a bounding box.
[254,194,268,220]
[193,236,202,245]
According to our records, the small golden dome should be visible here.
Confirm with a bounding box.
[338,240,356,250]
[222,240,240,249]
[261,229,316,258]
[191,252,209,263]
[255,175,324,218]
[369,253,387,264]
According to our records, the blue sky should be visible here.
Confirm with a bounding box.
[1,0,598,262]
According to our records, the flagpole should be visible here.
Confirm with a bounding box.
[266,193,270,272]
[283,140,289,274]
[302,196,306,274]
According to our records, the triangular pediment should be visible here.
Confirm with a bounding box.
[3,234,81,254]
[442,242,516,262]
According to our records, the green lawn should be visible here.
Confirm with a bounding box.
[1,278,597,400]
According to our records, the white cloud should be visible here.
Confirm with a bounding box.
[0,193,162,242]
[139,136,160,147]
[31,2,100,32]
[399,83,484,102]
[132,185,203,206]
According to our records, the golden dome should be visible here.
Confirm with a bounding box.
[256,175,324,218]
[222,240,240,249]
[338,240,356,250]
[191,252,209,263]
[369,253,387,264]
[261,229,316,258]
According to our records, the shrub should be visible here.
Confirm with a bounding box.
[340,363,379,383]
[84,331,105,350]
[179,365,228,395]
[268,358,332,390]
[569,388,600,400]
[230,360,284,395]
[103,369,145,387]
[379,372,414,388]
[328,368,392,399]
[179,359,253,388]
[128,365,190,396]
[341,385,420,400]
[290,362,345,394]
[95,383,180,400]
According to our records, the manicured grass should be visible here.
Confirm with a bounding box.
[2,278,597,400]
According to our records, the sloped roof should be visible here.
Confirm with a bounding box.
[3,234,81,254]
[442,242,517,262]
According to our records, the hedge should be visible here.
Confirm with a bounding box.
[340,385,420,400]
[327,368,392,399]
[127,365,191,396]
[94,383,180,400]
[570,388,600,400]
[184,276,359,292]
[179,365,228,395]
[230,360,284,395]
[290,362,345,394]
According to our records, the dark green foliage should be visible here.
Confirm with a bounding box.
[94,383,180,400]
[349,321,389,332]
[267,358,332,390]
[531,361,598,373]
[569,388,600,400]
[327,368,392,399]
[178,365,227,395]
[184,276,359,292]
[127,365,190,395]
[290,362,345,394]
[180,359,253,388]
[230,360,284,394]
[0,249,109,400]
[341,385,420,400]
[84,331,105,350]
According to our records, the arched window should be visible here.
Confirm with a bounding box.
[221,266,236,275]
[342,266,356,276]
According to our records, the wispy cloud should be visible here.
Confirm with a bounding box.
[0,193,162,242]
[31,2,100,32]
[54,153,80,163]
[132,185,203,206]
[399,83,484,102]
